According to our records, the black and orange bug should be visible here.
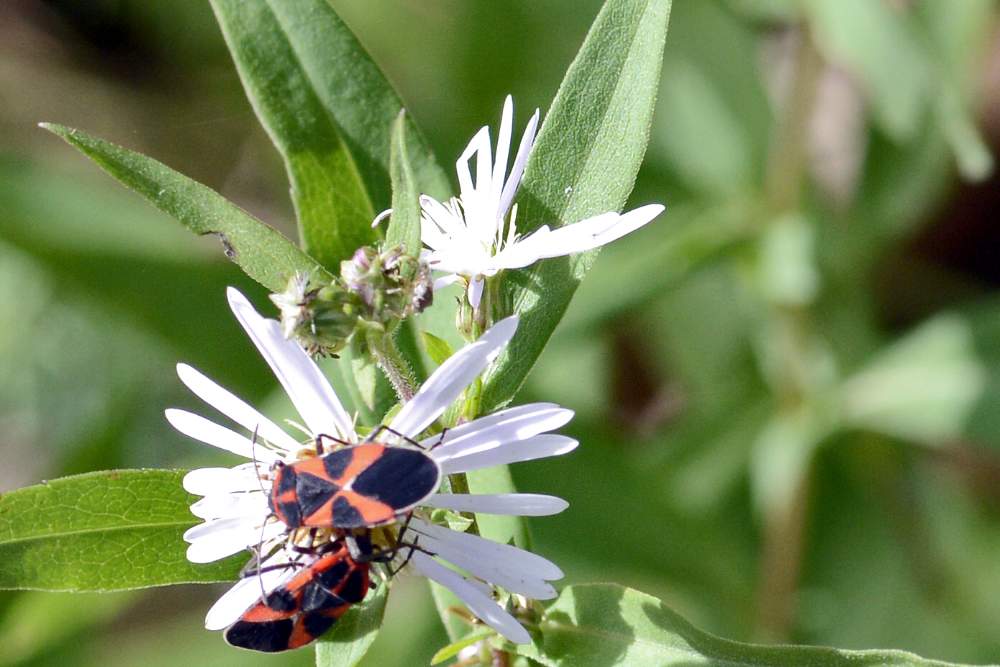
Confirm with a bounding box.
[225,539,371,652]
[268,426,442,530]
[226,527,423,652]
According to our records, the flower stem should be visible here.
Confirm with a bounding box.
[367,329,417,402]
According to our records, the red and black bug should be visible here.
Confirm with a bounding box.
[268,426,442,530]
[225,540,371,652]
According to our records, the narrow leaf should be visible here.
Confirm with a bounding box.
[210,0,376,268]
[421,331,455,366]
[314,586,387,667]
[0,470,242,591]
[519,584,984,667]
[430,629,493,665]
[386,111,421,255]
[258,0,450,202]
[41,123,330,292]
[482,0,672,411]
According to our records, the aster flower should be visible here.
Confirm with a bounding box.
[167,287,576,644]
[420,95,666,308]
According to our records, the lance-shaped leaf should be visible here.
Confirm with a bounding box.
[385,111,421,255]
[482,0,672,411]
[41,124,329,293]
[314,586,387,667]
[210,0,450,268]
[518,584,983,667]
[210,0,374,269]
[0,470,242,591]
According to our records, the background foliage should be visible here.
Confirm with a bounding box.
[1,0,999,665]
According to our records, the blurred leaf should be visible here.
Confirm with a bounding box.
[483,0,672,411]
[41,124,329,292]
[805,0,931,141]
[210,0,376,268]
[518,584,981,667]
[216,0,449,212]
[0,591,138,666]
[386,111,421,255]
[314,586,387,667]
[421,332,455,366]
[0,470,242,591]
[841,314,986,446]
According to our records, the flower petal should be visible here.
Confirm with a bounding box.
[186,519,284,563]
[437,434,578,475]
[227,287,353,439]
[389,316,518,438]
[498,107,539,219]
[467,276,485,309]
[410,519,563,581]
[410,552,531,644]
[425,403,573,458]
[175,364,301,453]
[190,492,269,521]
[535,204,665,259]
[205,551,298,630]
[423,493,568,517]
[183,467,266,496]
[166,409,280,463]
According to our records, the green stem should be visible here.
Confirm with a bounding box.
[367,329,417,402]
[754,28,823,642]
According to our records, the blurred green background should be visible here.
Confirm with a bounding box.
[2,0,1000,664]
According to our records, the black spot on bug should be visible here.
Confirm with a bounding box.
[332,496,363,527]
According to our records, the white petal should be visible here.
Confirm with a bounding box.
[183,467,266,496]
[433,274,461,291]
[186,520,284,563]
[410,519,563,581]
[205,552,297,630]
[389,316,518,437]
[175,364,301,453]
[438,434,578,475]
[534,204,665,259]
[426,403,573,459]
[491,96,514,214]
[166,409,280,463]
[467,276,485,309]
[410,552,531,644]
[424,493,568,517]
[227,287,353,439]
[190,492,269,520]
[498,107,539,219]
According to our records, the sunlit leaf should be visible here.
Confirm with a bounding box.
[482,0,672,411]
[0,470,242,591]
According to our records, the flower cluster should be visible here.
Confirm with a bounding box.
[169,288,576,646]
[270,245,433,356]
[168,96,666,653]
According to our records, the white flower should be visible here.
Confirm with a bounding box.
[420,95,666,308]
[168,287,576,644]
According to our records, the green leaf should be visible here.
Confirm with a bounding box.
[315,586,387,667]
[385,111,421,255]
[430,629,493,665]
[210,0,376,268]
[211,0,449,264]
[518,584,984,667]
[421,332,455,366]
[40,124,329,293]
[0,470,242,591]
[482,0,672,411]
